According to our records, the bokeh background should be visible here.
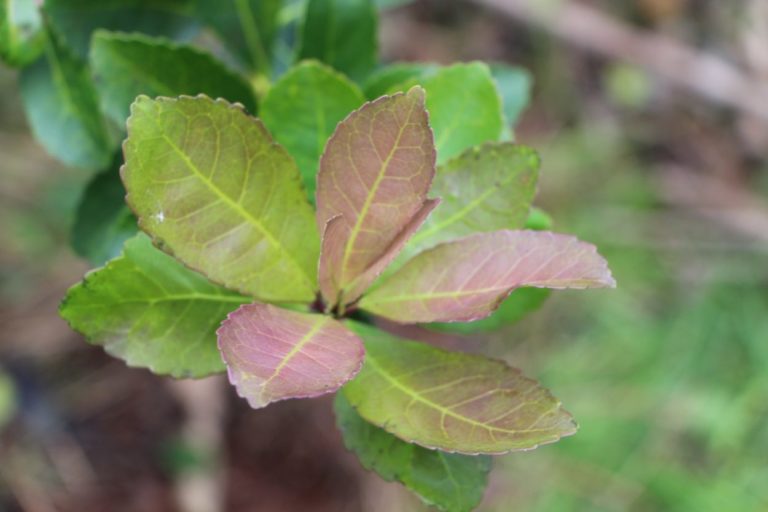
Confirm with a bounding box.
[2,1,767,510]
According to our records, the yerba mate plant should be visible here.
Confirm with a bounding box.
[3,1,615,509]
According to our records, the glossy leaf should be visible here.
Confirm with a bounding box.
[122,95,319,302]
[45,0,196,58]
[72,155,138,265]
[297,0,377,81]
[399,142,540,265]
[335,392,491,512]
[363,62,437,99]
[261,60,365,199]
[343,323,577,454]
[19,27,114,170]
[90,31,257,124]
[193,0,280,73]
[315,87,436,308]
[361,230,616,324]
[417,62,504,164]
[0,0,45,67]
[490,64,532,133]
[320,198,439,308]
[217,302,364,408]
[60,233,248,378]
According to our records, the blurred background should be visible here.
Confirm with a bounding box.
[1,0,767,510]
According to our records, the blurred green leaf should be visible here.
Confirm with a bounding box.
[296,0,377,81]
[60,233,249,377]
[72,155,137,265]
[261,60,364,199]
[193,0,280,73]
[489,63,531,138]
[20,26,114,170]
[524,206,553,231]
[335,392,491,512]
[374,0,413,8]
[362,61,437,99]
[90,30,257,124]
[44,0,197,58]
[0,370,16,428]
[0,0,45,67]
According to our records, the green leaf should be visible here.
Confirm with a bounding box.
[343,323,578,454]
[297,0,377,81]
[524,206,553,231]
[315,87,435,309]
[362,62,437,99]
[394,62,504,164]
[193,0,280,73]
[122,95,320,302]
[60,233,249,378]
[90,31,257,125]
[335,392,491,512]
[489,63,532,132]
[72,154,138,265]
[0,0,45,67]
[261,60,365,199]
[45,0,196,58]
[0,370,16,428]
[19,26,114,170]
[399,142,540,265]
[374,0,414,8]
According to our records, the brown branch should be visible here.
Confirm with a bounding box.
[470,0,768,121]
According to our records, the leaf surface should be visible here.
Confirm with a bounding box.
[297,0,377,81]
[19,27,114,170]
[362,62,437,99]
[261,60,365,199]
[217,303,364,408]
[122,95,319,302]
[90,31,257,124]
[361,230,615,323]
[335,392,491,512]
[315,87,435,308]
[343,323,577,454]
[72,154,138,265]
[398,142,539,266]
[45,0,195,58]
[0,0,45,67]
[490,63,532,134]
[193,0,280,73]
[60,233,248,378]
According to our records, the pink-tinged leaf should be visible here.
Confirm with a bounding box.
[217,303,364,409]
[319,198,440,309]
[359,230,616,324]
[316,86,436,309]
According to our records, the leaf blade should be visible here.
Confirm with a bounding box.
[122,95,320,303]
[60,233,248,378]
[335,392,491,512]
[316,87,436,307]
[360,230,615,323]
[90,30,257,124]
[343,323,578,454]
[261,60,366,199]
[217,303,365,408]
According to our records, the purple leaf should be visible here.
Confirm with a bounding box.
[217,303,365,408]
[360,230,615,323]
[316,86,436,310]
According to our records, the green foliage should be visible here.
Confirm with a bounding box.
[90,31,257,123]
[335,393,492,512]
[297,0,377,81]
[0,370,16,428]
[193,0,280,73]
[19,26,115,170]
[261,60,365,198]
[71,155,137,265]
[0,0,45,67]
[60,233,247,377]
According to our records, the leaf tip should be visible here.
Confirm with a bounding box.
[406,85,426,104]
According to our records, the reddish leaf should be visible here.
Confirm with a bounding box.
[316,86,436,309]
[360,230,615,323]
[217,303,364,408]
[320,199,440,309]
